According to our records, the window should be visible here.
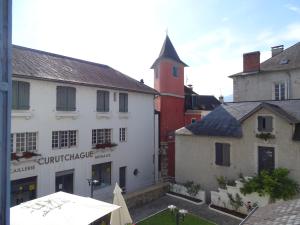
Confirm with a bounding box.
[155,68,158,79]
[258,116,273,133]
[92,162,111,188]
[119,93,128,112]
[92,129,112,146]
[172,66,178,77]
[12,80,30,110]
[52,130,77,149]
[97,90,109,112]
[11,132,37,153]
[119,128,127,142]
[215,143,230,166]
[274,82,286,100]
[56,86,76,111]
[191,118,196,124]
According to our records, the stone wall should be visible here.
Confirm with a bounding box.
[125,182,169,209]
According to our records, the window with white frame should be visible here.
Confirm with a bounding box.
[52,130,77,149]
[119,128,127,142]
[92,129,112,146]
[11,132,37,153]
[92,162,111,188]
[257,116,273,133]
[274,82,286,100]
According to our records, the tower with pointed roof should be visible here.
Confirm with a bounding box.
[152,35,188,178]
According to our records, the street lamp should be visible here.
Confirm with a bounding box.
[87,178,99,198]
[168,205,188,225]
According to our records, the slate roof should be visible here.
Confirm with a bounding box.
[12,45,158,95]
[230,42,300,77]
[241,198,300,225]
[184,86,220,111]
[151,35,188,68]
[177,99,300,138]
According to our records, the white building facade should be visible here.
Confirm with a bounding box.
[11,46,159,206]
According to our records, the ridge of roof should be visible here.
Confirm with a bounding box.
[151,35,188,68]
[12,45,158,95]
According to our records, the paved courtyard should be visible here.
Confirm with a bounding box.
[130,195,241,225]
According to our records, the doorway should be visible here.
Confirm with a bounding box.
[55,169,74,193]
[11,176,37,206]
[258,146,275,173]
[119,166,126,193]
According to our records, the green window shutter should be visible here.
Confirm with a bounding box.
[124,93,128,112]
[223,144,230,166]
[119,93,124,112]
[104,91,109,112]
[96,91,103,112]
[215,143,223,165]
[12,81,18,109]
[56,86,67,111]
[258,116,263,131]
[67,87,76,111]
[18,82,30,110]
[265,117,273,132]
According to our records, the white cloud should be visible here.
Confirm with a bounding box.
[286,4,300,14]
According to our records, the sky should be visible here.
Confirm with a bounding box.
[13,0,300,99]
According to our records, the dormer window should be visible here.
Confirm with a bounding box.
[257,116,273,133]
[172,66,178,77]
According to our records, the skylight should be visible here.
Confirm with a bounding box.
[279,59,289,65]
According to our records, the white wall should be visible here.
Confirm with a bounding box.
[233,69,300,101]
[11,78,157,200]
[175,107,300,201]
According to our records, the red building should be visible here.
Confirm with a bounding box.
[152,35,220,178]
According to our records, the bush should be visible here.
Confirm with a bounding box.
[240,168,299,201]
[216,176,236,189]
[183,181,201,197]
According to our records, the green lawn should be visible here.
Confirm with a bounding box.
[137,210,215,225]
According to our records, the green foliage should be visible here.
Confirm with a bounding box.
[227,193,243,212]
[240,168,299,201]
[255,132,275,141]
[216,176,227,189]
[216,176,236,189]
[183,181,201,197]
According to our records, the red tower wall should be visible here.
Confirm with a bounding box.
[154,60,184,96]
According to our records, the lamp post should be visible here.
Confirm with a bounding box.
[168,205,188,225]
[87,178,99,198]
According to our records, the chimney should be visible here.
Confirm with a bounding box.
[219,95,224,104]
[271,45,284,57]
[243,51,260,73]
[187,84,193,90]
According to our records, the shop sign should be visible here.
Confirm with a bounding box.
[95,153,111,159]
[37,151,94,165]
[11,165,35,174]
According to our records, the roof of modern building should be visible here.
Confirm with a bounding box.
[241,198,300,225]
[151,35,188,68]
[230,42,300,77]
[176,99,300,138]
[12,45,158,95]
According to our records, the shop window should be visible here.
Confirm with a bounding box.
[11,132,37,153]
[92,162,111,188]
[215,143,230,166]
[92,129,112,147]
[119,128,127,142]
[52,130,77,149]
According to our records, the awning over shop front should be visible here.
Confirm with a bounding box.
[10,191,120,225]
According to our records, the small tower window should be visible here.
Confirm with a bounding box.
[172,66,178,77]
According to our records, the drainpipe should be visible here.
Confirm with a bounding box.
[0,1,12,224]
[287,71,292,99]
